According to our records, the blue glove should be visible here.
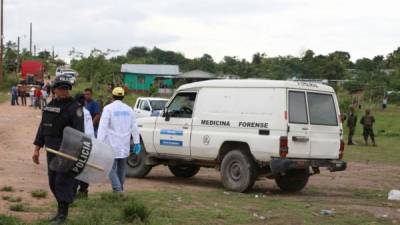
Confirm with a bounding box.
[133,144,141,155]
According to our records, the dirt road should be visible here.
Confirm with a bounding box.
[0,101,399,222]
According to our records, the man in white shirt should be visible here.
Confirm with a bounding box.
[97,87,141,193]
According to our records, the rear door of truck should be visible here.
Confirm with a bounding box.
[287,90,311,158]
[307,92,341,159]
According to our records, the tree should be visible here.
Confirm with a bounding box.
[3,41,18,72]
[38,50,51,60]
[127,46,148,59]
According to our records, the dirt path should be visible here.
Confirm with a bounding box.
[0,101,399,222]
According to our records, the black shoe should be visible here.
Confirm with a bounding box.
[50,202,68,224]
[50,215,66,225]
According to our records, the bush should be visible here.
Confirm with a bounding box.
[1,186,14,192]
[122,198,151,223]
[9,203,27,212]
[31,189,48,199]
[4,196,22,203]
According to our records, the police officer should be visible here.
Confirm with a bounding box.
[347,106,357,145]
[360,109,376,146]
[32,75,84,224]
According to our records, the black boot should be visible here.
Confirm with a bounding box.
[48,202,62,222]
[51,202,69,224]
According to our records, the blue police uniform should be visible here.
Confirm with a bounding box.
[33,76,84,224]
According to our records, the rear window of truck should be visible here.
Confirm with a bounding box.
[307,93,338,126]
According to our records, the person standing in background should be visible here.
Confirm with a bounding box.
[347,106,357,145]
[34,87,43,110]
[19,84,27,106]
[382,96,388,110]
[29,86,35,107]
[83,88,101,137]
[11,85,18,106]
[360,109,376,146]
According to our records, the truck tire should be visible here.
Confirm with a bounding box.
[168,165,200,178]
[220,150,257,192]
[275,169,309,192]
[125,150,152,178]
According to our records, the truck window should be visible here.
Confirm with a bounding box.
[289,91,308,124]
[140,100,151,111]
[168,92,197,118]
[150,100,167,111]
[307,93,338,126]
[136,100,142,109]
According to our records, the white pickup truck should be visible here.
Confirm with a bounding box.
[133,97,169,118]
[127,80,346,192]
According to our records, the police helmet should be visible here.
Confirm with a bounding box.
[53,75,72,90]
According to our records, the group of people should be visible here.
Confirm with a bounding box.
[10,83,51,109]
[346,106,377,146]
[32,75,141,224]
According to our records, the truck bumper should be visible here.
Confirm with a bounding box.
[269,158,347,175]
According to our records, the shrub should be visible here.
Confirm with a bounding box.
[122,198,151,223]
[9,203,27,212]
[31,189,48,199]
[1,186,14,192]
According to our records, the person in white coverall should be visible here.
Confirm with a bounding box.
[97,87,141,193]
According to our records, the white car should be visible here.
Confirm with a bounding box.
[128,79,346,193]
[133,97,169,118]
[56,67,78,85]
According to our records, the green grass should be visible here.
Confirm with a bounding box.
[342,105,400,165]
[3,196,22,203]
[1,186,14,192]
[31,190,48,199]
[0,189,395,225]
[9,203,28,212]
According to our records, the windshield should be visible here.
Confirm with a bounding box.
[150,100,167,110]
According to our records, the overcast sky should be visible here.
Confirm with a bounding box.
[5,0,400,62]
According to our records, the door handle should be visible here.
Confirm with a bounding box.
[182,124,190,129]
[302,127,309,131]
[292,136,309,142]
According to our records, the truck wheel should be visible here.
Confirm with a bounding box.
[168,165,200,178]
[125,150,152,178]
[221,150,257,192]
[275,169,309,192]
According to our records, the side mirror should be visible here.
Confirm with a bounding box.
[144,106,151,111]
[164,108,170,121]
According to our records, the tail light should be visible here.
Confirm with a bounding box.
[280,136,288,158]
[339,139,345,159]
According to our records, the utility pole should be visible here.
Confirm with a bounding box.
[33,44,36,56]
[29,22,32,55]
[16,36,20,74]
[17,36,20,53]
[0,0,4,85]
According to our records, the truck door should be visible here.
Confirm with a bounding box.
[287,90,311,158]
[307,92,341,159]
[153,92,197,156]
